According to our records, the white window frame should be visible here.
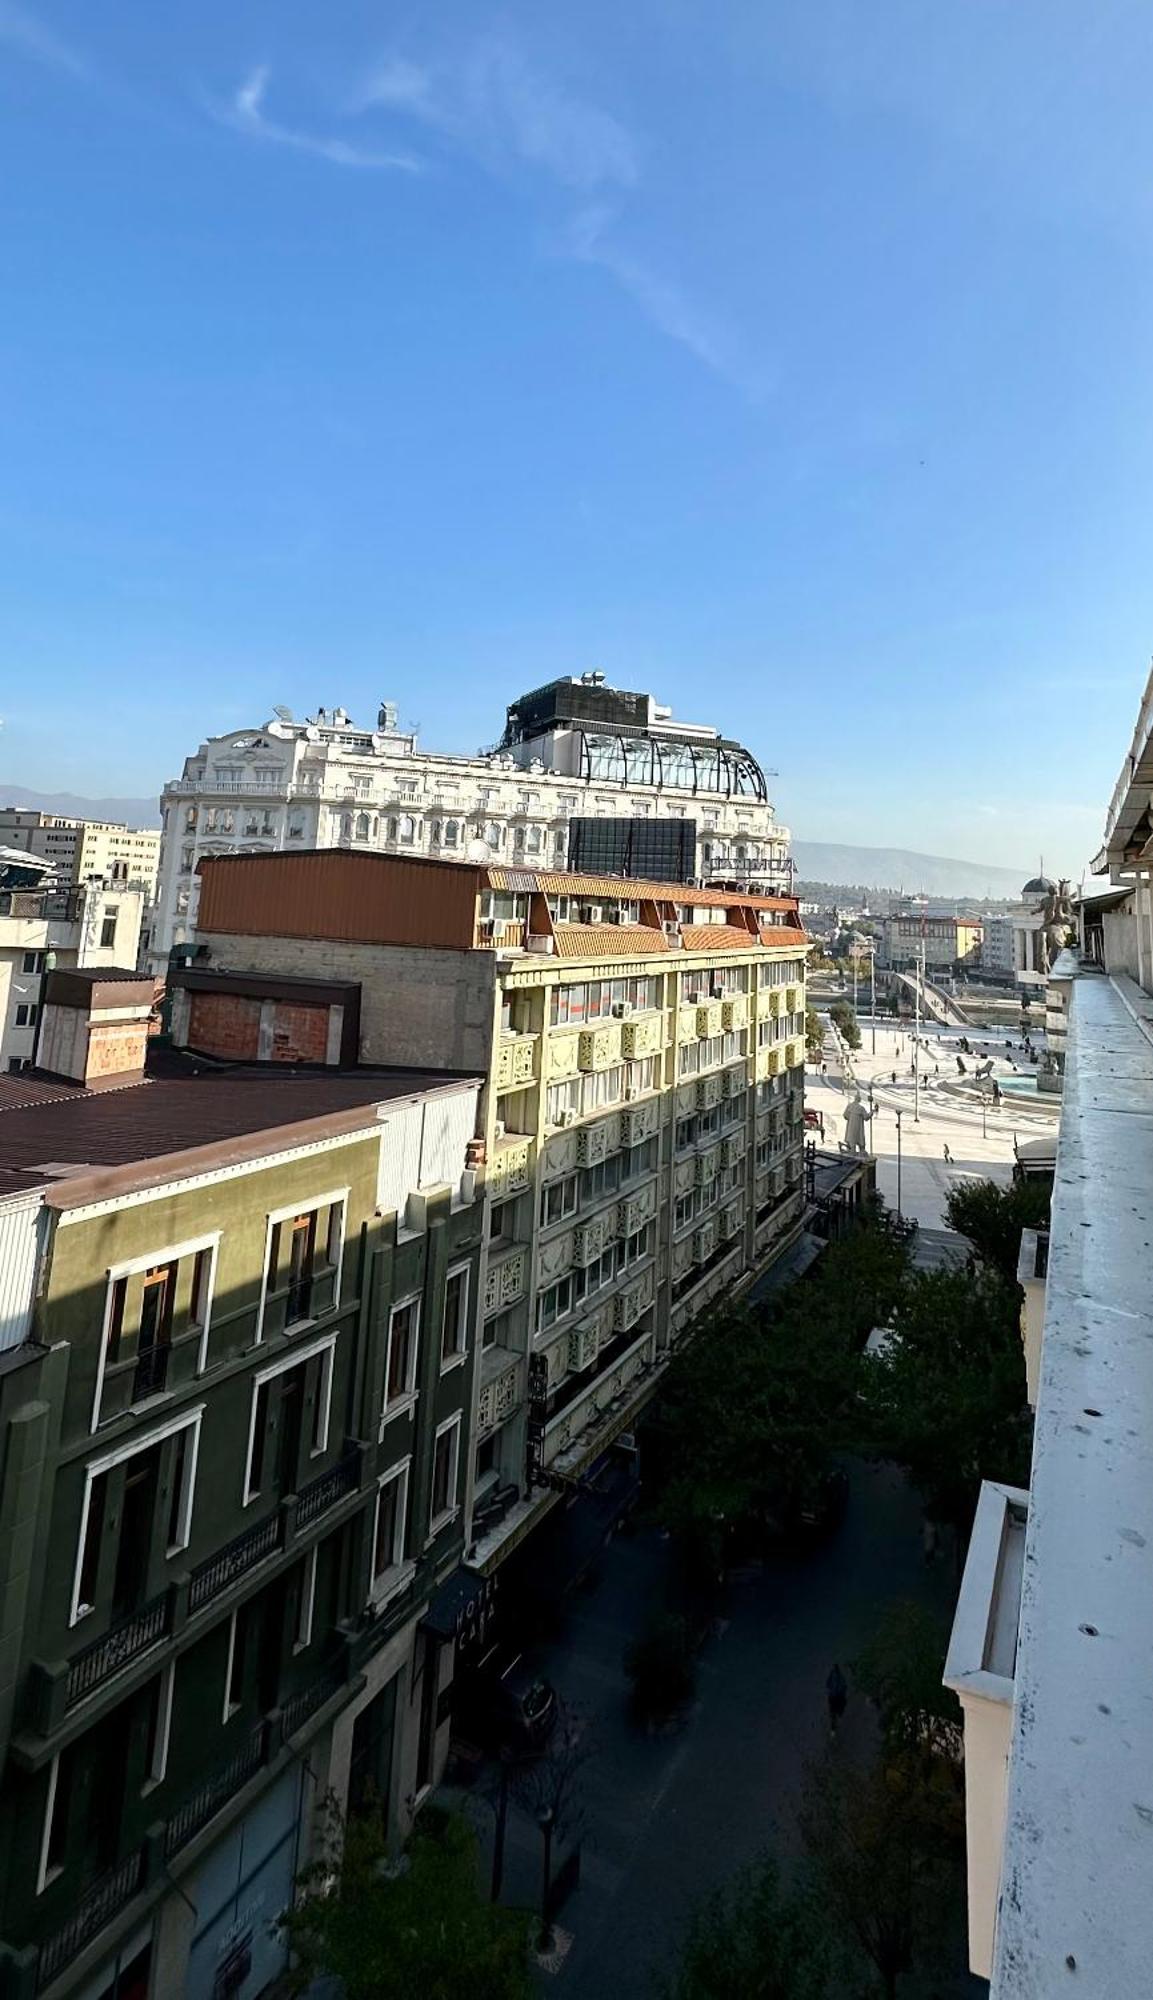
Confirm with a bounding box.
[70,1406,205,1627]
[381,1294,421,1431]
[37,1752,65,1894]
[440,1263,470,1373]
[144,1661,175,1792]
[90,1232,221,1433]
[223,1607,243,1721]
[243,1331,338,1505]
[255,1188,350,1343]
[294,1546,318,1653]
[370,1458,412,1605]
[429,1413,462,1534]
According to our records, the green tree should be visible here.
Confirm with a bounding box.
[797,1747,964,2000]
[648,1227,908,1553]
[829,1001,861,1050]
[944,1175,1052,1283]
[662,1857,843,1999]
[282,1803,532,2000]
[859,1263,1031,1542]
[804,1007,824,1058]
[852,1600,963,1764]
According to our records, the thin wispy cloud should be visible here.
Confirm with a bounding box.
[356,31,766,398]
[567,207,775,402]
[216,65,422,174]
[0,0,88,80]
[357,33,639,190]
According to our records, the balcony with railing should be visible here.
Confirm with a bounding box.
[164,1721,268,1860]
[35,1844,148,1993]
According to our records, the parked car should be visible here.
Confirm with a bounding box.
[452,1647,559,1758]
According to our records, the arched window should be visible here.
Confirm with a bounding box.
[513,826,526,850]
[444,820,459,847]
[399,815,415,844]
[525,825,542,852]
[340,813,352,843]
[702,842,713,863]
[486,821,502,848]
[387,817,398,842]
[356,812,370,841]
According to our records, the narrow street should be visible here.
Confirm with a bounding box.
[443,1457,962,1996]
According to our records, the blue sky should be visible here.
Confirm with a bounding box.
[1,0,1152,872]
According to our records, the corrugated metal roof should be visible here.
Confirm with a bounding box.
[553,924,671,959]
[198,849,480,950]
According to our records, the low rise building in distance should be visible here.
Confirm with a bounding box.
[0,850,144,1074]
[0,810,160,902]
[152,675,791,966]
[874,910,983,973]
[0,965,484,1998]
[181,849,809,1580]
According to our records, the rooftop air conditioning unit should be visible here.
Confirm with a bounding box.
[560,1109,579,1127]
[611,1001,633,1018]
[493,1120,506,1140]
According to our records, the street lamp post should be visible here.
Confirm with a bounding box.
[894,1106,903,1222]
[870,943,877,1056]
[537,1806,556,1954]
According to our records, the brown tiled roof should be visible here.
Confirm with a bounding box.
[0,1063,481,1204]
[680,924,761,952]
[486,867,796,912]
[552,924,671,959]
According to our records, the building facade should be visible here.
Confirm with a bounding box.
[875,912,983,972]
[152,677,791,966]
[0,975,484,2000]
[184,849,809,1575]
[945,667,1153,1994]
[0,813,160,902]
[0,875,145,1075]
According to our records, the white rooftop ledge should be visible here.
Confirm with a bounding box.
[945,1479,1029,1980]
[993,972,1153,1996]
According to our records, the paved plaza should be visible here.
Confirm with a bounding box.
[809,1014,1058,1230]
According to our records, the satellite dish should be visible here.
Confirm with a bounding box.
[273,704,294,723]
[466,838,492,863]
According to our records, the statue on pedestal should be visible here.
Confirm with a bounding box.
[843,1093,874,1155]
[1033,879,1073,975]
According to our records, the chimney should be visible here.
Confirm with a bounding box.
[37,969,154,1086]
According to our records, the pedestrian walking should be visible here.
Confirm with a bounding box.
[826,1662,848,1734]
[891,1069,898,1085]
[943,1143,952,1164]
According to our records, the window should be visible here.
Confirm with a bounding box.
[101,904,117,946]
[398,815,415,844]
[430,1417,461,1527]
[489,1197,518,1244]
[244,1335,336,1504]
[71,1409,204,1625]
[20,950,43,974]
[383,1296,420,1420]
[625,1223,653,1265]
[38,1745,75,1892]
[620,1136,658,1184]
[546,1077,581,1125]
[96,1234,218,1427]
[537,1273,575,1329]
[355,811,370,841]
[223,1606,248,1720]
[675,1192,697,1233]
[581,1153,621,1205]
[144,1663,175,1790]
[371,1462,410,1596]
[260,1192,346,1340]
[441,1265,469,1368]
[541,1175,578,1227]
[13,1003,37,1028]
[293,1546,318,1652]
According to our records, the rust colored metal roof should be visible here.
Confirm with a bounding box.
[486,866,796,912]
[197,849,481,950]
[552,924,671,959]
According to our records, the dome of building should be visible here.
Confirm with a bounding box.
[1022,874,1056,896]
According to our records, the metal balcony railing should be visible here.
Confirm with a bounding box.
[164,1722,267,1860]
[188,1512,283,1614]
[281,1666,346,1740]
[64,1592,172,1710]
[36,1845,147,1991]
[296,1448,360,1530]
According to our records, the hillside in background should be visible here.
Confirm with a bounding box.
[791,840,1028,900]
[0,784,1031,899]
[0,783,160,828]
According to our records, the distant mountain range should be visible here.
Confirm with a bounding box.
[0,783,161,828]
[792,841,1029,900]
[0,785,1030,898]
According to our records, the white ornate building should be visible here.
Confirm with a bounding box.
[152,676,791,967]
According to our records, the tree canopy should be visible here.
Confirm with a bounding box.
[662,1857,843,2000]
[282,1805,532,2000]
[944,1174,1052,1283]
